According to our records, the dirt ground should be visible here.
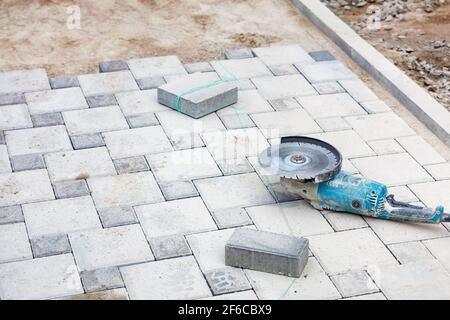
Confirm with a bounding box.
[0,0,328,77]
[327,2,450,111]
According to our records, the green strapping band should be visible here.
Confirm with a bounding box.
[175,79,225,112]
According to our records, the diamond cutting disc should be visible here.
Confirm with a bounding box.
[258,136,343,183]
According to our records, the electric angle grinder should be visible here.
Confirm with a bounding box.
[258,136,450,224]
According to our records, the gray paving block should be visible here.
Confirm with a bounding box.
[225,228,309,277]
[99,60,129,73]
[31,112,64,127]
[0,131,5,145]
[205,267,251,295]
[184,62,214,74]
[136,76,166,90]
[10,154,46,172]
[211,208,252,229]
[97,206,138,228]
[149,235,192,260]
[70,133,105,150]
[0,92,26,106]
[160,181,199,201]
[53,180,90,199]
[86,94,118,108]
[113,156,149,174]
[80,266,124,293]
[0,205,24,224]
[268,98,301,111]
[126,113,159,128]
[157,72,238,118]
[224,48,254,60]
[30,234,71,258]
[49,76,80,89]
[268,64,299,76]
[309,50,336,62]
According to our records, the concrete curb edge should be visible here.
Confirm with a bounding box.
[291,0,450,146]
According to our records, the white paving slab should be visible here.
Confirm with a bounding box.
[25,87,88,115]
[211,58,272,80]
[409,180,450,209]
[315,116,351,132]
[246,258,341,300]
[295,60,357,83]
[103,126,172,159]
[0,145,12,173]
[367,139,404,155]
[63,106,129,136]
[5,125,72,156]
[147,147,221,183]
[308,228,397,274]
[78,71,138,96]
[0,104,32,131]
[368,260,450,299]
[351,153,433,186]
[424,163,450,180]
[23,196,102,238]
[252,44,315,65]
[0,223,32,263]
[0,253,83,300]
[194,173,275,211]
[345,112,415,141]
[0,170,55,207]
[115,89,168,116]
[330,270,378,298]
[251,75,317,100]
[127,55,187,79]
[121,256,211,300]
[296,93,366,119]
[70,224,154,271]
[338,79,378,103]
[396,135,446,165]
[246,200,333,237]
[88,171,164,209]
[45,147,116,182]
[388,241,435,264]
[423,237,450,273]
[322,211,368,231]
[0,69,50,94]
[135,197,217,238]
[250,109,322,139]
[217,90,273,116]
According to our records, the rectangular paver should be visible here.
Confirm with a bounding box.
[295,60,357,83]
[78,71,138,96]
[0,223,32,263]
[115,89,168,116]
[127,55,187,79]
[0,104,33,131]
[211,58,272,80]
[0,69,50,94]
[296,93,366,119]
[251,74,317,100]
[25,87,88,115]
[252,44,314,66]
[0,145,12,173]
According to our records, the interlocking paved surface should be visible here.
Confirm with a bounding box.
[1,44,450,300]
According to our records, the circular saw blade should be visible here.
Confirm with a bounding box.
[258,136,342,183]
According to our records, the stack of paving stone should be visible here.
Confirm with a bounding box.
[0,44,449,300]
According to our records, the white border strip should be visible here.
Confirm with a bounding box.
[291,0,450,146]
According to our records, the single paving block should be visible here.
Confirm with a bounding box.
[330,270,378,298]
[359,100,391,113]
[0,104,33,131]
[184,62,214,73]
[10,154,46,172]
[316,117,351,132]
[322,210,367,231]
[308,50,336,62]
[211,207,252,229]
[116,89,167,116]
[136,76,166,90]
[77,71,139,96]
[80,266,124,293]
[25,87,88,115]
[205,267,251,295]
[99,60,129,73]
[157,72,238,118]
[312,81,345,95]
[160,181,199,201]
[69,224,154,271]
[396,135,445,165]
[409,180,450,210]
[149,235,192,260]
[126,112,159,128]
[211,58,272,80]
[424,163,450,180]
[113,156,149,174]
[251,74,317,100]
[97,206,138,228]
[53,179,90,199]
[339,79,378,103]
[0,68,50,94]
[0,253,83,300]
[268,64,299,76]
[0,145,11,173]
[367,139,404,155]
[30,234,72,258]
[267,98,300,111]
[0,170,55,207]
[0,205,24,225]
[295,60,357,83]
[127,55,187,79]
[0,222,33,263]
[224,48,254,60]
[0,92,26,105]
[49,76,80,89]
[388,241,435,264]
[86,94,118,108]
[31,112,64,127]
[23,196,102,239]
[296,93,366,119]
[71,133,105,150]
[225,228,309,277]
[252,45,314,65]
[121,256,211,300]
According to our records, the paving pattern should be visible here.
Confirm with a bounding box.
[0,44,450,300]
